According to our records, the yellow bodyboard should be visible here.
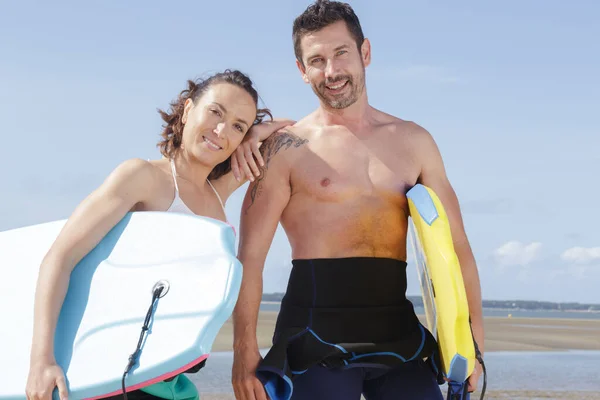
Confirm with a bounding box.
[406,184,475,383]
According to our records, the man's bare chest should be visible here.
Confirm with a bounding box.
[290,132,419,201]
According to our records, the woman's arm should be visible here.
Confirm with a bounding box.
[26,158,157,400]
[213,119,295,203]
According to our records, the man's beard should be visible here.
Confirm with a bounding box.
[312,71,365,110]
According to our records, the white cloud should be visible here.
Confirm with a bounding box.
[560,247,600,265]
[493,241,542,267]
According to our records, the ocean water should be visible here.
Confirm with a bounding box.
[260,302,600,320]
[190,350,600,394]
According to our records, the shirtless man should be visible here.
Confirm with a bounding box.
[232,1,484,399]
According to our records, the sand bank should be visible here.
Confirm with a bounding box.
[211,311,600,353]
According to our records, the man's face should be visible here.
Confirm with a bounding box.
[297,20,370,110]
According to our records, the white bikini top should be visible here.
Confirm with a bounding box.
[166,158,227,220]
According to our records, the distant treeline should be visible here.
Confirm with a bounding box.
[262,293,600,312]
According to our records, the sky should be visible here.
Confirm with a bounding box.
[1,0,599,304]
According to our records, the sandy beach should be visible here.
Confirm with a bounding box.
[195,311,600,399]
[211,310,600,353]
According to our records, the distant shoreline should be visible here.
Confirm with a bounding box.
[260,295,600,313]
[260,300,600,313]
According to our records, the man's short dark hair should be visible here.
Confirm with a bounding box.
[292,0,365,64]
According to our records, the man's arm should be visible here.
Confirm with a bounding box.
[231,129,307,400]
[414,126,485,391]
[233,129,297,351]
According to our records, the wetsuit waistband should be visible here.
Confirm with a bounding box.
[282,257,410,308]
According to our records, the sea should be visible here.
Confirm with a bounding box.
[188,303,600,396]
[259,302,600,320]
[190,350,600,395]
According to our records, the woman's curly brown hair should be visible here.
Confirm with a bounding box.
[157,69,272,180]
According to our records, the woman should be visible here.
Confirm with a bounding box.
[24,69,293,400]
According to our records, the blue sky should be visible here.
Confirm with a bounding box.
[1,0,598,303]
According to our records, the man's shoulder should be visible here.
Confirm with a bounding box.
[265,125,311,146]
[373,110,434,146]
[260,111,318,158]
[259,123,310,170]
[373,110,428,136]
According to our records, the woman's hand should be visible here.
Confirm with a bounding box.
[231,119,295,182]
[25,361,68,400]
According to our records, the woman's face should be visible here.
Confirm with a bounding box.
[180,82,257,167]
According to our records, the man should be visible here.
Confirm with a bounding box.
[232,1,484,399]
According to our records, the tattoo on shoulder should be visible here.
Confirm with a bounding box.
[260,129,308,167]
[246,129,308,212]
